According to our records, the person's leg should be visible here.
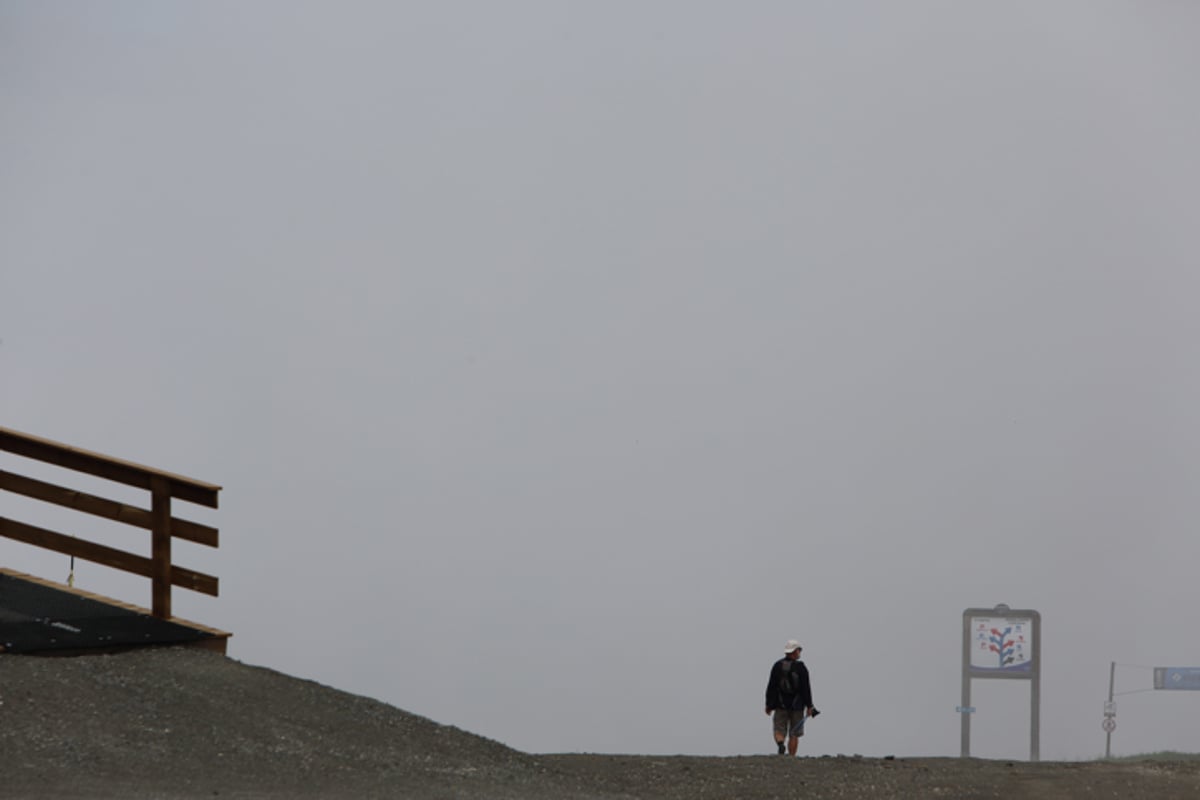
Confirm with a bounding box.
[787,714,805,755]
[772,711,787,753]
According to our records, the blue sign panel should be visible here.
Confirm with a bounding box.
[1154,667,1200,690]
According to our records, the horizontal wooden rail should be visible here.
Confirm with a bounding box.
[0,470,218,547]
[0,426,223,618]
[0,517,218,596]
[0,427,220,508]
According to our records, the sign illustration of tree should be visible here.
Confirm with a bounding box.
[987,626,1017,668]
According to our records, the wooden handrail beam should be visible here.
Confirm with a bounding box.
[0,516,219,597]
[0,427,220,508]
[0,469,218,547]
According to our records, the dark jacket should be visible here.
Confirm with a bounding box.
[765,657,812,711]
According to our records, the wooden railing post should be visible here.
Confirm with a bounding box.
[150,476,172,618]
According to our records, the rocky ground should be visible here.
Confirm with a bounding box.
[2,647,1199,799]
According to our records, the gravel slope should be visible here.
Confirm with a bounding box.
[2,647,1198,799]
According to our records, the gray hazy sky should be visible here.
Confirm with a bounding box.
[3,1,1200,760]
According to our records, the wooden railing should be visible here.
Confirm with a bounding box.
[0,426,220,619]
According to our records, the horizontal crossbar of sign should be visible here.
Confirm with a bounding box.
[0,427,220,508]
[0,470,218,547]
[0,517,218,596]
[1154,667,1200,691]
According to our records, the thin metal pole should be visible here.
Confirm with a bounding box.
[1030,612,1041,762]
[961,613,972,758]
[1105,661,1115,759]
[1031,670,1040,761]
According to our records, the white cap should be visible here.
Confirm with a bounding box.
[784,640,802,653]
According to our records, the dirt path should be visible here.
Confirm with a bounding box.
[1,648,1197,799]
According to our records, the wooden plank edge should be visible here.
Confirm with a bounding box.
[0,427,221,508]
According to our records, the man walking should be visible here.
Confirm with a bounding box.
[765,640,814,755]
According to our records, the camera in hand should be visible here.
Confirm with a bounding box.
[809,707,821,718]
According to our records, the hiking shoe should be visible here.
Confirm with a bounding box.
[777,741,786,755]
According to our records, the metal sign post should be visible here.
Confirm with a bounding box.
[1104,662,1116,758]
[960,604,1041,761]
[1104,664,1200,757]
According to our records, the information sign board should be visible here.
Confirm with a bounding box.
[960,605,1041,761]
[1154,667,1200,691]
[968,614,1034,675]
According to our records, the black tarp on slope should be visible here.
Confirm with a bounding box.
[0,572,216,653]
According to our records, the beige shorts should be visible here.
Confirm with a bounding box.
[773,708,807,738]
